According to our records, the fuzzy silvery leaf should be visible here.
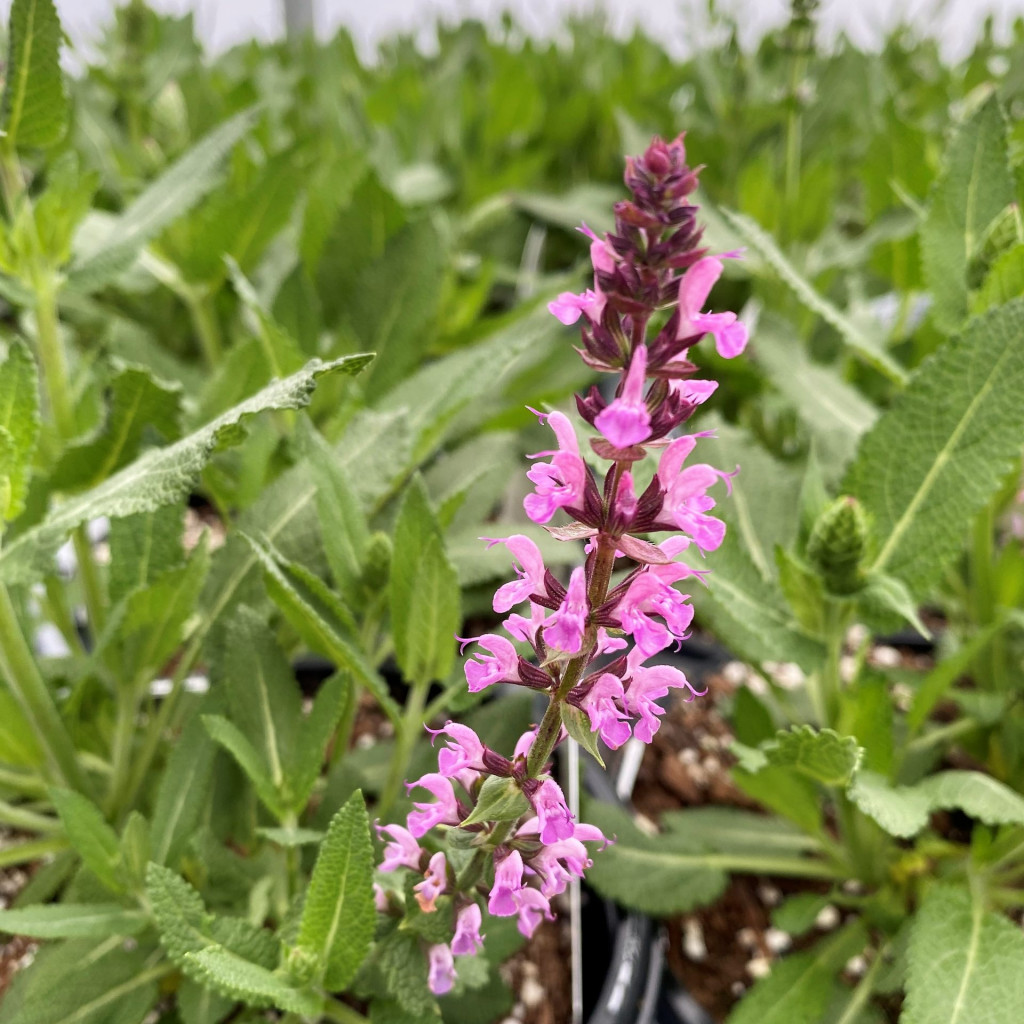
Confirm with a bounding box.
[0,0,68,150]
[296,790,375,990]
[920,96,1014,332]
[107,505,184,605]
[845,300,1024,597]
[0,354,371,585]
[290,672,348,812]
[904,886,1024,1024]
[66,108,260,292]
[185,947,323,1016]
[0,904,148,939]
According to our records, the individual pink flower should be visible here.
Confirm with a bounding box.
[504,603,547,645]
[656,436,732,552]
[544,567,589,654]
[489,535,548,613]
[377,823,422,872]
[427,944,457,995]
[617,571,695,656]
[580,673,633,750]
[459,634,520,692]
[414,851,448,912]
[489,850,526,916]
[530,778,575,843]
[548,288,606,325]
[373,883,390,912]
[514,887,555,938]
[624,648,707,743]
[524,410,588,524]
[669,378,719,405]
[595,345,652,448]
[406,774,461,838]
[452,903,485,956]
[531,837,595,897]
[676,257,748,358]
[431,722,487,777]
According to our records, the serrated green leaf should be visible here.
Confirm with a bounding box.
[187,946,323,1015]
[0,338,39,521]
[297,790,375,990]
[720,207,906,383]
[202,714,284,818]
[972,242,1024,313]
[67,108,260,292]
[51,364,182,492]
[107,505,184,605]
[726,920,868,1024]
[849,769,1024,839]
[904,885,1024,1024]
[374,930,436,1018]
[846,300,1024,596]
[921,97,1015,331]
[765,727,863,787]
[49,788,123,893]
[226,257,305,377]
[561,704,605,767]
[0,903,147,939]
[1,0,67,150]
[0,354,371,585]
[291,672,348,811]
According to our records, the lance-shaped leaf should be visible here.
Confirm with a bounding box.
[0,0,67,151]
[764,726,863,787]
[0,904,147,939]
[66,107,260,292]
[202,714,285,819]
[186,947,323,1016]
[904,885,1024,1024]
[0,353,372,585]
[0,339,39,521]
[226,257,304,377]
[50,363,182,491]
[921,97,1014,332]
[845,299,1024,596]
[107,505,184,605]
[49,788,122,893]
[296,790,375,990]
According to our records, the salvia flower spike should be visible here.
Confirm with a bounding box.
[375,134,747,994]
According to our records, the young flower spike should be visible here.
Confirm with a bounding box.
[373,134,744,998]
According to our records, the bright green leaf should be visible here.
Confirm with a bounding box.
[0,903,147,939]
[0,339,39,521]
[765,727,863,787]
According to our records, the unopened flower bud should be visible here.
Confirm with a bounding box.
[362,531,392,589]
[807,496,870,595]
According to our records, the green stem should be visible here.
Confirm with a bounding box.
[105,685,141,817]
[321,997,370,1024]
[0,583,88,791]
[0,798,62,833]
[970,503,1005,691]
[72,528,107,636]
[0,835,69,869]
[0,765,48,797]
[187,290,223,367]
[378,678,430,817]
[42,575,86,654]
[32,279,76,439]
[905,717,982,755]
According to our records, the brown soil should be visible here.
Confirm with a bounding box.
[502,911,572,1024]
[0,834,35,1002]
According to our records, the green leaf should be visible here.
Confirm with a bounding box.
[256,827,325,847]
[226,257,305,377]
[726,920,868,1024]
[0,354,371,585]
[296,790,375,990]
[49,788,122,893]
[0,0,67,151]
[107,505,184,605]
[849,770,1024,839]
[66,108,260,292]
[389,477,460,686]
[846,300,1024,596]
[0,903,147,939]
[0,338,39,521]
[373,931,436,1019]
[659,807,823,857]
[764,727,863,787]
[973,243,1024,313]
[202,714,284,818]
[921,97,1015,332]
[178,978,234,1024]
[50,364,182,491]
[185,947,323,1016]
[772,893,831,937]
[291,672,347,811]
[720,207,906,383]
[460,776,530,827]
[859,574,931,639]
[904,885,1024,1024]
[561,704,605,768]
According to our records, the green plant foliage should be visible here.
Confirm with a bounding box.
[763,726,863,786]
[0,903,148,939]
[49,788,123,893]
[0,339,40,521]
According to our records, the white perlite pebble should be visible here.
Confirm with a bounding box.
[845,954,868,978]
[520,977,545,1008]
[737,927,759,949]
[521,960,539,980]
[871,645,901,667]
[846,623,869,650]
[678,747,699,764]
[730,981,746,997]
[722,661,749,686]
[757,883,781,907]
[839,655,858,684]
[747,956,772,979]
[765,661,805,690]
[815,905,841,930]
[764,928,792,954]
[682,918,707,961]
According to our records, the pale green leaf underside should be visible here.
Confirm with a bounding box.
[846,299,1024,596]
[185,947,323,1016]
[765,726,863,787]
[0,354,371,585]
[0,904,147,939]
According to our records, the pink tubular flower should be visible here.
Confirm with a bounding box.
[406,774,461,838]
[595,345,651,448]
[624,648,707,743]
[669,378,718,405]
[524,411,588,524]
[531,837,594,897]
[515,887,555,938]
[377,823,423,872]
[617,571,695,657]
[427,944,457,995]
[531,778,575,844]
[414,851,448,912]
[656,437,732,552]
[489,850,526,916]
[460,634,520,692]
[432,722,487,777]
[580,673,633,750]
[548,288,606,326]
[544,567,589,654]
[489,535,548,613]
[452,903,485,956]
[677,257,748,358]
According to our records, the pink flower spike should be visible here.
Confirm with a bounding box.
[595,345,651,448]
[532,778,576,844]
[544,567,589,654]
[590,237,616,275]
[463,634,520,692]
[427,944,457,995]
[693,310,748,358]
[414,851,448,913]
[435,722,487,777]
[677,257,722,329]
[377,823,422,872]
[489,850,526,916]
[406,774,460,838]
[669,378,718,405]
[515,887,555,938]
[524,412,588,525]
[452,903,485,956]
[492,535,548,613]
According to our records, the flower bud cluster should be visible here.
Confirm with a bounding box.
[373,135,748,996]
